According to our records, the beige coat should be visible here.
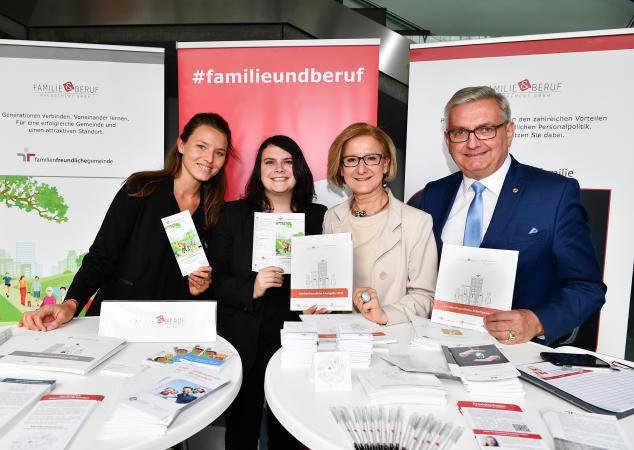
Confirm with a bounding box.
[323,190,438,324]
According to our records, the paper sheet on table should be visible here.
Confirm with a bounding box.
[541,409,633,450]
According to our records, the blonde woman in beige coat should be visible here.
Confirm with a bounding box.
[323,123,438,325]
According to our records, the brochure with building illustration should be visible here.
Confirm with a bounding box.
[161,210,209,276]
[290,233,353,311]
[252,212,305,274]
[432,244,518,331]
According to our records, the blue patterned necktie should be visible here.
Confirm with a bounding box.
[463,181,486,247]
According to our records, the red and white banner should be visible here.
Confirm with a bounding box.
[177,39,379,206]
[403,29,634,357]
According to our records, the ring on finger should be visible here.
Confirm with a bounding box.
[508,330,517,341]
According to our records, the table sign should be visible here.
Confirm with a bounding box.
[313,351,352,392]
[99,300,216,342]
[432,244,518,331]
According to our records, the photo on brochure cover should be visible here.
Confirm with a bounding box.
[449,345,509,367]
[275,220,300,256]
[153,379,208,404]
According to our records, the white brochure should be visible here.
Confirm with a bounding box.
[0,332,126,375]
[313,351,352,392]
[458,401,547,449]
[290,233,353,311]
[252,212,305,273]
[99,300,216,342]
[0,378,56,436]
[432,244,518,331]
[0,394,103,450]
[161,210,209,276]
[541,409,633,450]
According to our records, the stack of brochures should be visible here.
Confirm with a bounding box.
[0,377,56,436]
[280,322,318,369]
[99,363,230,437]
[337,325,373,368]
[0,329,126,375]
[443,344,524,401]
[357,366,447,405]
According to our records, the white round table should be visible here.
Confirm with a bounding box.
[265,323,634,450]
[1,317,242,450]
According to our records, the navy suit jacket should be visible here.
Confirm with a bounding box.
[418,156,605,345]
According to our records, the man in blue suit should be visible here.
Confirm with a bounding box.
[416,86,605,346]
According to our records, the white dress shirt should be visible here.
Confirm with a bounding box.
[441,155,511,246]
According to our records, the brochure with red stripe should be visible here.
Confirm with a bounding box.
[458,401,546,449]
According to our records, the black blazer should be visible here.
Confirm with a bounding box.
[66,178,211,315]
[210,200,327,370]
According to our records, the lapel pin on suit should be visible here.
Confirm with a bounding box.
[529,227,539,235]
[512,187,519,193]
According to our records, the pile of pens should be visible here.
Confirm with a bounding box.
[330,405,464,450]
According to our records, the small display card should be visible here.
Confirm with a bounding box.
[99,300,216,342]
[313,351,352,392]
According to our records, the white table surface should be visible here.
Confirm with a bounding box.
[1,317,242,450]
[265,323,634,450]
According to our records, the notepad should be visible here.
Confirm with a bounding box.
[517,361,634,418]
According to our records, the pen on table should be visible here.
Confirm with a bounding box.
[331,407,360,450]
[416,418,432,450]
[439,426,464,450]
[348,407,366,450]
[424,420,446,450]
[611,360,634,370]
[378,406,385,448]
[354,407,369,449]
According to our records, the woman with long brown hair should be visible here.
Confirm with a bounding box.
[20,112,233,331]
